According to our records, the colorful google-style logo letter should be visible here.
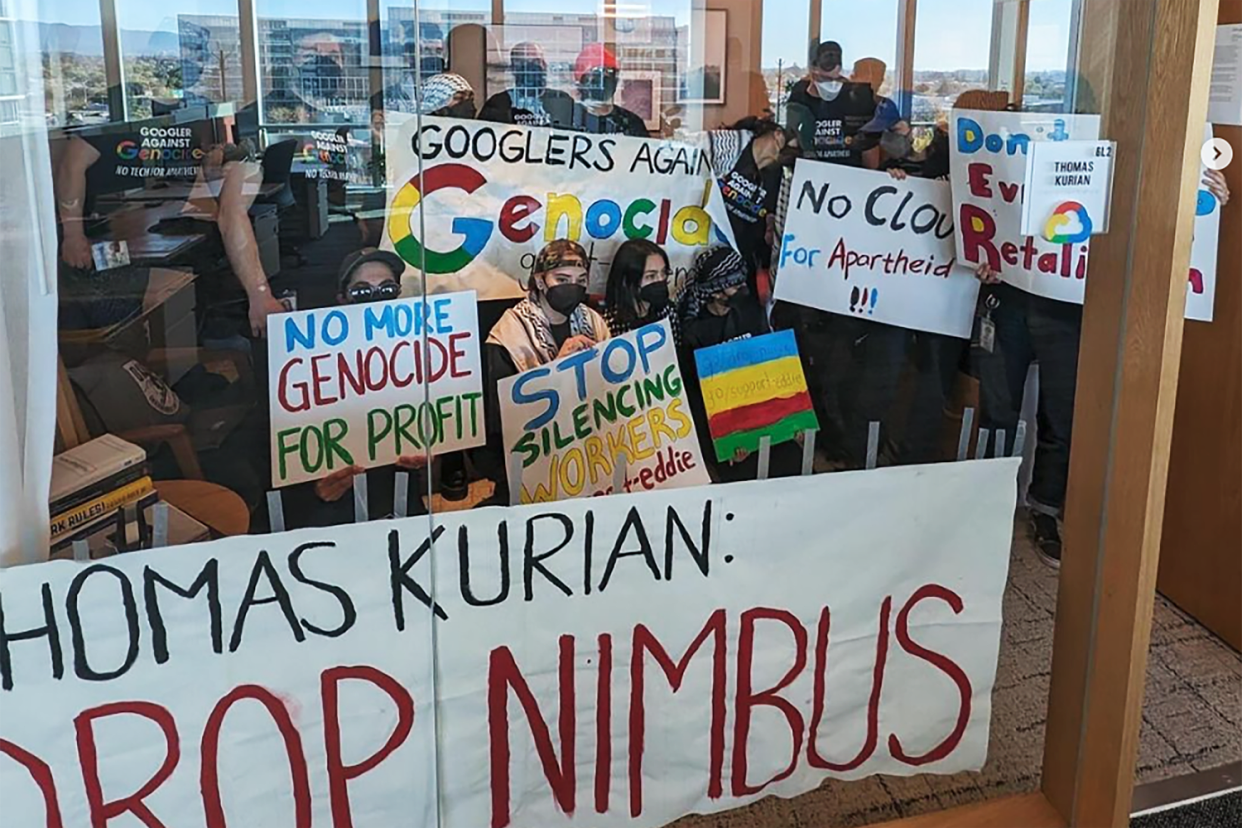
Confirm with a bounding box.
[1043,201,1093,244]
[388,164,494,273]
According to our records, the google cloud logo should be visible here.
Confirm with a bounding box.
[1043,201,1093,244]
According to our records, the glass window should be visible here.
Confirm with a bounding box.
[1025,0,1075,111]
[911,0,993,124]
[761,0,812,120]
[25,0,111,125]
[822,0,899,97]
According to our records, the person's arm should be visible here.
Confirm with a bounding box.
[216,156,284,336]
[55,137,100,268]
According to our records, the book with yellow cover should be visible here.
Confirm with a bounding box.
[50,476,154,541]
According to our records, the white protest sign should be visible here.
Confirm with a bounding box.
[1,458,1020,828]
[1019,139,1116,237]
[0,523,440,828]
[268,291,484,487]
[950,109,1101,304]
[382,117,735,299]
[499,319,710,502]
[1186,123,1222,323]
[774,161,980,338]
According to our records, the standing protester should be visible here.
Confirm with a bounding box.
[677,246,801,482]
[477,240,612,504]
[786,41,879,167]
[602,239,678,340]
[478,42,575,128]
[570,44,649,137]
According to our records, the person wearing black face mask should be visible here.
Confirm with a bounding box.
[569,44,648,137]
[478,42,575,128]
[417,73,477,120]
[602,239,678,341]
[474,240,612,505]
[786,41,878,168]
[278,248,428,529]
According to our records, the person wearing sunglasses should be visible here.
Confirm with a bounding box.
[602,239,678,341]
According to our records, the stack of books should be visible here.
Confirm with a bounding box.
[50,435,156,554]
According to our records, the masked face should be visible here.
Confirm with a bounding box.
[539,266,589,315]
[444,94,476,119]
[639,282,670,311]
[815,79,844,100]
[578,68,619,103]
[513,59,547,94]
[880,130,912,159]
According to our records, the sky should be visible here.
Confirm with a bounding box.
[32,0,1075,71]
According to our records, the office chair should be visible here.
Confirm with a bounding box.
[254,139,305,266]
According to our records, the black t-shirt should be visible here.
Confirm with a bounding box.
[76,126,208,214]
[717,144,782,271]
[787,79,877,166]
[478,88,576,129]
[570,102,648,137]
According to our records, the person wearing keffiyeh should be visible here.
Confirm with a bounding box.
[475,239,612,504]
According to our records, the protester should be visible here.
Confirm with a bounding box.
[476,240,612,503]
[478,42,575,128]
[602,239,678,340]
[570,43,648,137]
[786,41,879,167]
[281,249,428,528]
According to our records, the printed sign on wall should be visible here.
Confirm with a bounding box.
[1186,123,1222,323]
[499,319,709,502]
[382,117,735,299]
[950,109,1102,304]
[268,292,484,486]
[694,330,819,461]
[1,459,1020,828]
[775,161,980,338]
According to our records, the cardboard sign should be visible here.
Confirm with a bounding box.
[1019,140,1116,238]
[268,292,484,487]
[0,458,1020,828]
[694,330,819,461]
[1186,123,1222,323]
[950,109,1102,304]
[382,117,735,299]
[775,161,980,338]
[499,319,709,502]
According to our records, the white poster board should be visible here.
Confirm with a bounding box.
[268,292,484,487]
[1186,123,1222,323]
[774,161,980,338]
[1,458,1020,828]
[498,319,710,502]
[950,109,1102,304]
[382,117,736,299]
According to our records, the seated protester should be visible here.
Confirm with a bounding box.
[419,72,477,118]
[477,240,612,504]
[570,44,648,137]
[700,117,798,292]
[281,249,428,528]
[602,239,677,340]
[677,246,800,482]
[478,42,575,128]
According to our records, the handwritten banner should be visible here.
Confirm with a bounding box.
[0,458,1020,828]
[382,117,735,299]
[268,292,484,487]
[1186,123,1221,323]
[950,109,1102,304]
[694,330,819,461]
[499,320,709,502]
[775,161,980,337]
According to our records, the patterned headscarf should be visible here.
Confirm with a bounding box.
[420,73,473,114]
[678,245,748,323]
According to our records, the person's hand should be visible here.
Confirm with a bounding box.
[974,262,1002,284]
[248,290,286,337]
[731,446,750,464]
[887,168,909,181]
[61,232,93,269]
[557,335,595,358]
[1203,170,1230,207]
[395,454,428,470]
[313,465,364,502]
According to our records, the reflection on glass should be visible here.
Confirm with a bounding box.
[911,0,992,124]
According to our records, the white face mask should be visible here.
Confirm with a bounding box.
[815,79,844,100]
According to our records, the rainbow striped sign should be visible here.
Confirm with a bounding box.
[694,330,819,462]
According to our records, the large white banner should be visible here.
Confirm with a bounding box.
[1185,123,1221,323]
[382,117,735,299]
[1,459,1020,828]
[774,161,980,338]
[268,292,484,487]
[950,109,1101,304]
[499,320,710,502]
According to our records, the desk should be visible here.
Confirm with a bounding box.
[156,480,250,537]
[104,200,211,266]
[98,180,283,205]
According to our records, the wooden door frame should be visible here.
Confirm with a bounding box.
[872,0,1222,824]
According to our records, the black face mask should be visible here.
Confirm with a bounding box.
[513,60,547,94]
[727,287,752,310]
[639,282,670,312]
[545,283,587,315]
[445,98,476,119]
[578,69,619,103]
